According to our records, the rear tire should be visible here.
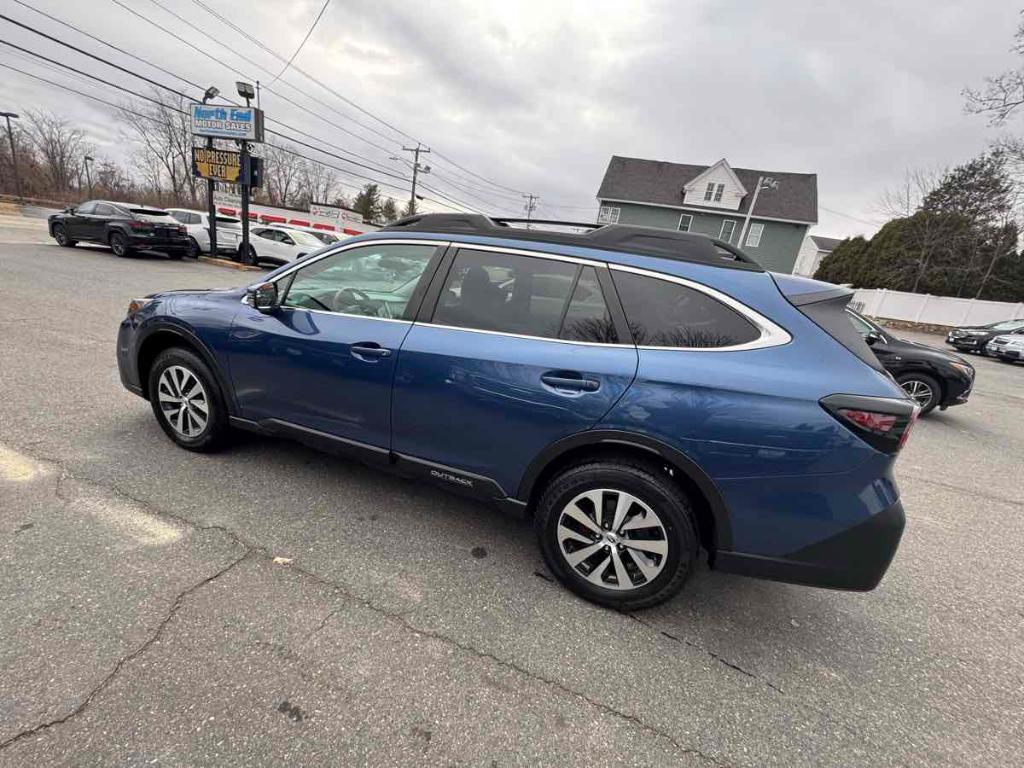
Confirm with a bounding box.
[535,458,699,610]
[897,372,941,415]
[146,347,229,452]
[52,223,76,247]
[109,231,129,257]
[187,237,201,259]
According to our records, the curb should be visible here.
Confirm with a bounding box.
[198,256,263,272]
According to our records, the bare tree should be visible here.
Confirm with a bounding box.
[22,110,91,196]
[875,167,942,219]
[261,139,306,207]
[963,14,1024,124]
[118,90,197,204]
[302,160,337,205]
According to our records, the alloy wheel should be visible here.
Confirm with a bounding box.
[54,225,67,245]
[156,365,210,438]
[901,378,934,408]
[556,488,669,591]
[110,234,126,256]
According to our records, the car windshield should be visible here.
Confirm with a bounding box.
[287,230,326,246]
[130,208,169,216]
[988,320,1024,330]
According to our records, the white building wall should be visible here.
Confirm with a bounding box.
[792,235,825,277]
[682,163,744,211]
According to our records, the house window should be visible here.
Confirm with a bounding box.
[713,184,724,202]
[745,222,764,248]
[597,205,620,224]
[719,220,736,243]
[677,214,693,232]
[704,183,715,201]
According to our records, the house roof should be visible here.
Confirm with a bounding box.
[596,155,818,224]
[810,235,842,251]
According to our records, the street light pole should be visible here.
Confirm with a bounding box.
[84,155,94,197]
[235,81,256,265]
[737,176,778,249]
[0,111,23,202]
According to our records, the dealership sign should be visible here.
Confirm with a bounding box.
[309,202,365,225]
[190,104,264,141]
[192,147,242,183]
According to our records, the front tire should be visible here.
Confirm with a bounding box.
[535,458,699,610]
[109,231,129,257]
[53,223,76,247]
[897,372,941,415]
[147,347,229,452]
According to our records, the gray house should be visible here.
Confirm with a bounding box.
[596,156,818,273]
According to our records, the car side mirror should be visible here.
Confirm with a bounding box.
[250,281,279,314]
[865,331,882,346]
[65,207,75,213]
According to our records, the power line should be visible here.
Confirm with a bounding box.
[819,205,883,226]
[266,0,330,86]
[0,55,467,214]
[184,0,541,200]
[0,9,502,214]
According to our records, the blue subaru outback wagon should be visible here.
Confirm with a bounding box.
[117,214,915,609]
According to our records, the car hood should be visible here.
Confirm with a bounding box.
[886,335,970,365]
[146,287,247,300]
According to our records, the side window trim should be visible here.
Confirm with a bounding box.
[608,263,791,352]
[553,265,585,338]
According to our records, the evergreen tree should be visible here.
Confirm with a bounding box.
[351,183,382,223]
[380,197,399,223]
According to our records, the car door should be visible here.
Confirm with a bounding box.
[391,245,638,499]
[227,240,445,451]
[65,201,97,240]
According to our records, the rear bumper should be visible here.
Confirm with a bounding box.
[124,234,189,250]
[715,498,905,591]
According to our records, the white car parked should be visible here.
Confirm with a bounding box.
[242,225,326,265]
[166,208,243,258]
[276,222,345,246]
[987,334,1024,364]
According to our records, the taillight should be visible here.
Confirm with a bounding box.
[128,220,149,230]
[821,394,917,454]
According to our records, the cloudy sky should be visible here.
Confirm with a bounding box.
[2,0,1021,237]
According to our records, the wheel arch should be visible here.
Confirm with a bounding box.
[136,326,236,414]
[518,430,732,555]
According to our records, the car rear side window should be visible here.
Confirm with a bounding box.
[432,249,617,343]
[611,270,760,348]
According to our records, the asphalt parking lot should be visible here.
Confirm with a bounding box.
[1,220,1022,767]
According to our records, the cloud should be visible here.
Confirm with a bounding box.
[1,0,1019,236]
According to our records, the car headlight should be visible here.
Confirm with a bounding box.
[126,297,154,318]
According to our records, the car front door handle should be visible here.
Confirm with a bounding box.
[351,343,392,360]
[540,372,600,393]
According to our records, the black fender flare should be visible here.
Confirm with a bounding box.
[516,429,732,550]
[135,322,238,415]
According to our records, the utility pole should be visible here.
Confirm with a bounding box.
[0,112,23,202]
[737,176,777,248]
[236,82,256,264]
[83,155,94,197]
[522,194,539,228]
[401,143,430,215]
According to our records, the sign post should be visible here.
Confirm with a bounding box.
[206,137,217,257]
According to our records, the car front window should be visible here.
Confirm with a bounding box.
[281,244,437,320]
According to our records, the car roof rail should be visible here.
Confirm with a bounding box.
[380,213,763,271]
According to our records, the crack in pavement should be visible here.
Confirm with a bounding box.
[900,471,1022,509]
[0,548,252,752]
[2,442,734,764]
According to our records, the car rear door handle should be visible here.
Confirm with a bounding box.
[541,372,600,392]
[351,343,392,360]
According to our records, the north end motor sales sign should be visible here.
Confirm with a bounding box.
[190,104,264,141]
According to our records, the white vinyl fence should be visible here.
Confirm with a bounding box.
[851,288,1024,328]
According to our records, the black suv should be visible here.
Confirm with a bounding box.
[946,319,1024,354]
[49,201,189,259]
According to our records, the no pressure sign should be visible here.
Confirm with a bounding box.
[192,147,242,183]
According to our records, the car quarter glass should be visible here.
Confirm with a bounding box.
[610,267,762,348]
